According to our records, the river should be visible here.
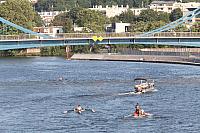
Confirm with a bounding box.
[0,57,200,132]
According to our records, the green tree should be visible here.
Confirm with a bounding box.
[138,9,169,22]
[80,9,108,32]
[51,12,73,32]
[157,11,170,23]
[130,21,166,32]
[169,8,183,22]
[68,7,82,24]
[35,0,54,11]
[34,12,44,27]
[191,22,200,32]
[0,0,39,30]
[68,8,108,32]
[117,9,137,23]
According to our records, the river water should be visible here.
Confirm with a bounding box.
[0,57,200,133]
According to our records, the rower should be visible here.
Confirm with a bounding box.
[74,105,85,114]
[58,77,64,81]
[134,103,142,116]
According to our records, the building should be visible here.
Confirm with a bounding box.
[38,11,64,26]
[26,48,40,54]
[149,1,200,16]
[106,22,131,33]
[73,24,92,32]
[29,0,38,4]
[0,0,6,4]
[33,26,63,36]
[89,5,147,18]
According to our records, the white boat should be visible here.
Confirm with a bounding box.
[134,78,154,93]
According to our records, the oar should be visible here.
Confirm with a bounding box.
[124,114,133,118]
[85,108,95,113]
[63,109,74,114]
[63,108,95,114]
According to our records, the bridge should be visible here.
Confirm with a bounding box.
[0,7,200,50]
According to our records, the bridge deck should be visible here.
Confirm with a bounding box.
[0,32,200,41]
[0,32,200,50]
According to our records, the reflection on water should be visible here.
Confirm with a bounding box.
[0,57,200,132]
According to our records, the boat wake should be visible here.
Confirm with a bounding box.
[117,91,137,96]
[117,89,158,96]
[152,89,158,92]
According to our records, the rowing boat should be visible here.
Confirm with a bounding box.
[63,108,95,114]
[133,112,153,118]
[124,112,153,118]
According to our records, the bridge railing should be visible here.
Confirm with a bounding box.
[152,32,200,37]
[0,32,200,40]
[0,34,37,40]
[50,32,200,39]
[55,32,141,39]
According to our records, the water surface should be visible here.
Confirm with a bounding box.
[0,57,200,132]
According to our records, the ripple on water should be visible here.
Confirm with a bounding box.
[0,57,200,132]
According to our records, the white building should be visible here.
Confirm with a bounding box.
[73,24,92,32]
[106,22,131,33]
[38,11,64,26]
[29,0,38,4]
[0,0,6,4]
[33,26,63,36]
[149,1,200,16]
[89,5,147,18]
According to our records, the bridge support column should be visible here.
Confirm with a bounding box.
[66,46,71,59]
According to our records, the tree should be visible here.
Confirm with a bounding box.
[157,11,170,23]
[53,0,67,11]
[34,12,44,27]
[191,22,200,32]
[35,0,54,12]
[130,21,166,32]
[51,12,73,32]
[169,8,183,22]
[68,8,108,32]
[138,9,158,22]
[78,9,108,32]
[68,7,83,24]
[117,10,137,23]
[0,0,39,30]
[138,9,170,22]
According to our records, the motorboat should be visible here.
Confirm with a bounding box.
[134,78,154,93]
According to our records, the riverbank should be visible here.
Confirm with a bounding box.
[71,54,200,66]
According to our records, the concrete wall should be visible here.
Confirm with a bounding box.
[26,48,40,54]
[71,54,200,65]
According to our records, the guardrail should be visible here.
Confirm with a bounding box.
[0,32,200,40]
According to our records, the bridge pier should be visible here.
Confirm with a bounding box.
[26,48,40,54]
[66,46,72,59]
